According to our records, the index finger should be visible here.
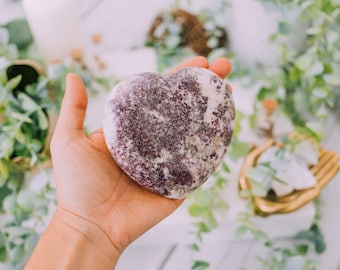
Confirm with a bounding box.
[209,58,232,79]
[167,57,232,80]
[167,56,209,75]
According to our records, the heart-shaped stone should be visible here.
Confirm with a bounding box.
[103,67,235,199]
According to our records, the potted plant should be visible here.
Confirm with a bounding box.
[146,1,229,72]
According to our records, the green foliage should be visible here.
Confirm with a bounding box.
[0,172,56,268]
[295,224,326,254]
[146,0,229,72]
[236,195,320,270]
[0,22,112,267]
[261,0,340,124]
[187,160,230,269]
[2,19,33,51]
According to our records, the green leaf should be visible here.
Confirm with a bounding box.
[17,92,39,112]
[17,190,35,212]
[205,210,218,228]
[3,194,17,214]
[221,162,230,173]
[0,231,5,247]
[295,54,313,71]
[307,62,324,76]
[24,233,39,251]
[0,246,6,262]
[15,127,26,144]
[10,112,33,124]
[189,243,200,251]
[0,160,9,185]
[295,244,309,255]
[10,245,25,264]
[4,19,33,49]
[235,226,248,237]
[195,222,211,233]
[191,188,212,207]
[36,109,48,130]
[4,226,31,237]
[228,139,250,160]
[295,224,326,254]
[278,21,291,35]
[5,75,22,92]
[188,204,205,217]
[324,74,340,86]
[191,260,210,270]
[306,27,322,35]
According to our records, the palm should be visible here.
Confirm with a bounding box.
[52,128,181,250]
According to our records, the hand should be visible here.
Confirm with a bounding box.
[26,56,232,269]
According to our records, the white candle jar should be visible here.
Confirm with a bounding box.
[227,0,308,67]
[22,0,83,62]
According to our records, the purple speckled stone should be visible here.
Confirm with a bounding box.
[103,67,235,199]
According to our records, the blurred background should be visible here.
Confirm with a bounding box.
[0,0,340,269]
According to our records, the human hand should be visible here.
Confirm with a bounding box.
[50,56,232,261]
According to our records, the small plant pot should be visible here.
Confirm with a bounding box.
[239,138,339,216]
[6,60,54,172]
[148,8,227,57]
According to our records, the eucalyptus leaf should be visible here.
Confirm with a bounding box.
[167,23,181,35]
[312,87,329,99]
[190,243,200,251]
[296,224,326,253]
[5,75,22,92]
[0,246,6,263]
[166,35,181,49]
[306,62,324,76]
[24,233,38,251]
[324,74,340,86]
[3,194,17,215]
[9,245,25,264]
[0,160,9,185]
[15,128,26,145]
[17,93,39,112]
[235,226,248,237]
[0,232,5,247]
[4,19,33,50]
[188,204,205,217]
[17,190,35,212]
[278,21,291,35]
[295,54,313,71]
[36,109,49,130]
[229,139,250,161]
[191,260,210,270]
[194,222,211,233]
[4,227,31,237]
[207,37,218,48]
[10,112,32,124]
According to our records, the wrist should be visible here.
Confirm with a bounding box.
[25,207,121,270]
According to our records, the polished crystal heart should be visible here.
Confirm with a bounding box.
[103,67,235,199]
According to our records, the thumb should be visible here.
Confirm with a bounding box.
[53,73,88,139]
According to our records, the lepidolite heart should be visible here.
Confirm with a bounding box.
[103,67,235,199]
